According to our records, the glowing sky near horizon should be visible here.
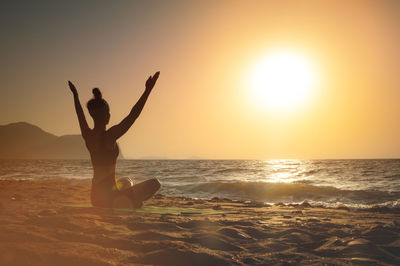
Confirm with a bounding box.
[1,0,399,159]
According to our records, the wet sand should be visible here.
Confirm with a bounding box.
[0,178,399,265]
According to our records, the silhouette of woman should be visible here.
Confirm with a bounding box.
[68,72,161,208]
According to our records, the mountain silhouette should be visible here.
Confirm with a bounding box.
[0,122,124,159]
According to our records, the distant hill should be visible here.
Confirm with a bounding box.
[0,122,123,159]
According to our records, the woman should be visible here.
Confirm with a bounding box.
[68,71,161,208]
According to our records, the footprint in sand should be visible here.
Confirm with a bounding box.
[133,231,178,241]
[217,228,251,240]
[187,234,242,251]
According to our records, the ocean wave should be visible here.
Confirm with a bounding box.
[383,174,400,179]
[288,199,400,212]
[182,181,400,206]
[212,168,254,175]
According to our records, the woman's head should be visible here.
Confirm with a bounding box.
[87,88,110,125]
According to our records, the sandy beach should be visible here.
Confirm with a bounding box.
[0,179,399,265]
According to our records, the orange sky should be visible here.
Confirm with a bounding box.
[1,0,399,159]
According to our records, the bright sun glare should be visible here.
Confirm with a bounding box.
[250,51,317,112]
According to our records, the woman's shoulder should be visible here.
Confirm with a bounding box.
[82,128,94,140]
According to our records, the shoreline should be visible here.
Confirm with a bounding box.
[1,177,399,213]
[1,178,400,265]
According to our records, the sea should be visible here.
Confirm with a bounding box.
[1,159,400,210]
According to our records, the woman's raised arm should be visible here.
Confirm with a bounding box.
[68,81,90,138]
[108,71,160,140]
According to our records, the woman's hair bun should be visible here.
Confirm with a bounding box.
[92,88,102,99]
[87,88,109,112]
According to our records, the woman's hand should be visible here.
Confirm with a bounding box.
[145,71,160,92]
[68,81,78,96]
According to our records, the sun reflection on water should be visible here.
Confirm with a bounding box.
[263,159,305,183]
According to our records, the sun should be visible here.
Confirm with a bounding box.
[249,51,317,112]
